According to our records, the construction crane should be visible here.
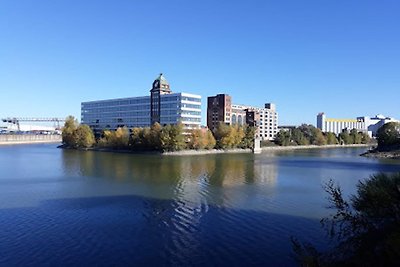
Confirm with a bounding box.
[1,117,66,131]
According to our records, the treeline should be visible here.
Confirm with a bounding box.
[61,116,256,152]
[275,124,370,146]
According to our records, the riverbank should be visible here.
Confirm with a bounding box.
[0,135,62,146]
[163,144,372,156]
[59,143,372,156]
[360,148,400,159]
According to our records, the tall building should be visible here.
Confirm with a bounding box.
[258,103,278,140]
[207,94,232,132]
[317,113,365,135]
[81,74,201,133]
[150,73,172,125]
[317,112,398,137]
[207,94,278,140]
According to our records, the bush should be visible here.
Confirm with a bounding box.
[292,172,400,266]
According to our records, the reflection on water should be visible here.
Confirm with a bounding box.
[62,150,278,187]
[1,145,400,266]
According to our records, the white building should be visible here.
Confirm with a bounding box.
[358,114,399,137]
[231,103,278,141]
[259,103,279,141]
[81,74,201,133]
[317,113,399,137]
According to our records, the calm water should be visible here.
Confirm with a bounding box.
[0,144,399,266]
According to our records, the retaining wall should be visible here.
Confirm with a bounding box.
[0,134,62,145]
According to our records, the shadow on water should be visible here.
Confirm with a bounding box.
[0,194,324,267]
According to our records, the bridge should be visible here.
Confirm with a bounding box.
[1,117,66,132]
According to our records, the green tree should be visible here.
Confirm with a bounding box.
[349,128,362,144]
[62,116,78,147]
[292,173,400,266]
[312,127,327,146]
[339,131,351,145]
[376,122,400,150]
[240,125,256,149]
[360,132,371,144]
[325,132,339,145]
[275,129,291,146]
[292,128,309,145]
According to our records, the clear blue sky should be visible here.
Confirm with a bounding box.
[1,0,399,126]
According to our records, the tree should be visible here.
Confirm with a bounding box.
[376,122,400,150]
[338,131,351,145]
[275,129,291,146]
[360,132,370,144]
[114,127,130,148]
[74,124,95,148]
[292,173,400,266]
[129,127,143,149]
[62,116,78,147]
[292,128,309,145]
[312,127,327,146]
[149,123,162,150]
[325,132,339,145]
[241,125,256,149]
[160,123,186,151]
[214,123,234,149]
[205,129,216,149]
[188,129,207,150]
[349,129,362,144]
[97,127,129,148]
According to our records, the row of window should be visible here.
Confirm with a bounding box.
[84,117,151,124]
[82,98,150,108]
[181,96,201,103]
[82,105,150,113]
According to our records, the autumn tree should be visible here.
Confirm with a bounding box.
[160,123,186,151]
[62,116,78,147]
[74,124,95,148]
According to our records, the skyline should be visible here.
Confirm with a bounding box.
[1,0,399,126]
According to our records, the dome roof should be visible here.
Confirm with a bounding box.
[154,73,169,86]
[151,73,171,93]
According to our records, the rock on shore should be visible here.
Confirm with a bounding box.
[360,149,400,159]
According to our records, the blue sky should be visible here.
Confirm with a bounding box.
[1,0,399,126]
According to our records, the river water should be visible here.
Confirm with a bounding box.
[0,144,399,266]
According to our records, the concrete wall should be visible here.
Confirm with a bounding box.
[0,134,61,145]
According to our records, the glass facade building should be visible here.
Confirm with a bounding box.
[81,74,201,132]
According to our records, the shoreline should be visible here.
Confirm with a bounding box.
[0,139,62,146]
[360,149,400,160]
[164,144,372,156]
[0,134,62,146]
[58,143,373,156]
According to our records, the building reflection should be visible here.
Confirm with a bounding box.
[62,150,278,189]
